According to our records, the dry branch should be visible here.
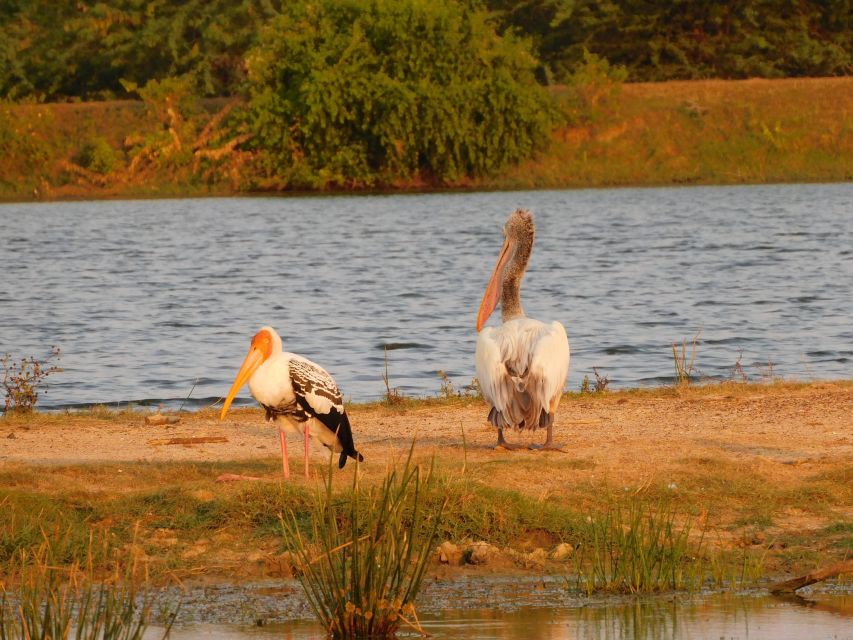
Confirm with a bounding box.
[769,560,853,594]
[144,414,181,426]
[58,160,110,186]
[147,436,228,446]
[216,473,264,482]
[193,100,242,150]
[193,133,252,170]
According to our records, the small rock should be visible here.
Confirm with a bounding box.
[466,541,500,565]
[550,542,574,561]
[437,541,462,565]
[521,548,547,569]
[751,531,767,546]
[6,432,15,439]
[266,551,297,577]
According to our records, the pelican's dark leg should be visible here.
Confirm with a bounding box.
[496,427,525,451]
[529,423,566,452]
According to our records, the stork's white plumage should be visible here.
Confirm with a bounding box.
[219,326,362,478]
[475,209,570,450]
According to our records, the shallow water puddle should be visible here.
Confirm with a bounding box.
[151,578,853,639]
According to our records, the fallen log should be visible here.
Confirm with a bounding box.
[769,560,853,594]
[147,436,228,446]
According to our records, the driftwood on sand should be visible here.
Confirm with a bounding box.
[144,414,181,426]
[147,436,229,446]
[769,560,853,594]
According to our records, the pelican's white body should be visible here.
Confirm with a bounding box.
[475,317,570,429]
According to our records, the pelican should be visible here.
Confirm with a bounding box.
[219,326,363,478]
[475,209,570,450]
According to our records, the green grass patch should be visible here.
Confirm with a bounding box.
[571,496,705,594]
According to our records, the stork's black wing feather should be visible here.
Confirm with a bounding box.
[288,357,362,467]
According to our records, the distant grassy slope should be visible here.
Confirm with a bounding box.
[489,77,853,189]
[0,77,850,202]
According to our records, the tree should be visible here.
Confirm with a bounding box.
[245,0,558,188]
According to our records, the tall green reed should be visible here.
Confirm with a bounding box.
[282,445,445,638]
[0,534,173,640]
[572,497,705,594]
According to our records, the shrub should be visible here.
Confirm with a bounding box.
[1,347,62,413]
[246,0,558,188]
[77,137,119,174]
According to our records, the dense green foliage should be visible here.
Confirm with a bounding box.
[489,0,851,82]
[1,0,848,102]
[0,0,282,100]
[246,0,556,187]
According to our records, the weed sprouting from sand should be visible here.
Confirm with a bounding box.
[580,368,610,394]
[437,370,457,399]
[672,332,700,385]
[1,347,62,413]
[382,346,404,406]
[282,445,445,638]
[759,361,777,382]
[572,497,705,595]
[731,350,748,382]
[593,368,610,392]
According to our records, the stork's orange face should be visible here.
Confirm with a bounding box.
[219,329,274,420]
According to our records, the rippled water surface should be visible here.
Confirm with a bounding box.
[1,184,851,410]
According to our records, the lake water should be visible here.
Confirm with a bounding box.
[149,577,853,639]
[1,184,851,411]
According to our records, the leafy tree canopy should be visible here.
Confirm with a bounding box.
[488,0,852,82]
[0,0,281,101]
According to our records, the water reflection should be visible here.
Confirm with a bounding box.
[157,592,853,639]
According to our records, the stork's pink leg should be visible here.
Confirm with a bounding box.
[303,425,310,478]
[279,430,290,479]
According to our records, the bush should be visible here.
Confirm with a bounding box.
[557,49,627,125]
[1,347,62,413]
[246,0,558,188]
[77,137,119,174]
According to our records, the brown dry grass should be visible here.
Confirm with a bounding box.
[490,76,853,189]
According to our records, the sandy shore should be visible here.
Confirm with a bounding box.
[2,380,851,582]
[3,381,851,480]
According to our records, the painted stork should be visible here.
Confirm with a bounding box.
[219,326,363,478]
[475,209,570,450]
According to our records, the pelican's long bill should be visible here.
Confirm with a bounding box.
[476,237,512,332]
[219,345,265,420]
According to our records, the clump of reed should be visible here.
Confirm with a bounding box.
[707,544,770,590]
[0,535,172,640]
[572,497,705,595]
[672,331,700,385]
[381,346,404,406]
[282,446,445,638]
